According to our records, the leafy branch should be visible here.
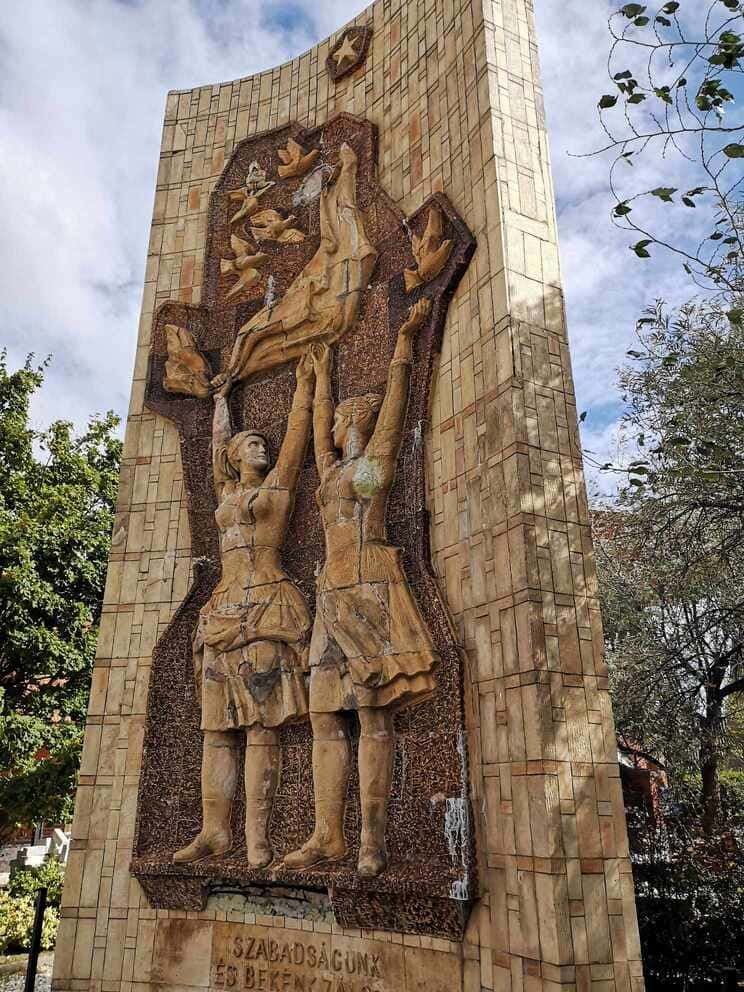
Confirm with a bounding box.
[581,0,744,290]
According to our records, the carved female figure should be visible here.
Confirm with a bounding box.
[284,299,438,878]
[174,357,315,867]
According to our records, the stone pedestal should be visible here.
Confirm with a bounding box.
[53,1,645,990]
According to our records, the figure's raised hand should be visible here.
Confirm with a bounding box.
[310,341,332,378]
[211,371,234,400]
[296,351,315,385]
[400,297,432,339]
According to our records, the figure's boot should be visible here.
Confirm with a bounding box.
[173,732,237,863]
[284,716,350,869]
[358,798,390,878]
[245,799,273,868]
[245,726,280,868]
[283,797,348,869]
[357,713,394,878]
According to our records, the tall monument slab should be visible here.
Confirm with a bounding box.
[54,1,645,991]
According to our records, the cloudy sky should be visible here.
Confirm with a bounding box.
[0,0,727,494]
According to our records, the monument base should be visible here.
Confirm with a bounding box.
[149,908,464,992]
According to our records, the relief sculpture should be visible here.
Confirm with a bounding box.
[250,209,305,244]
[404,204,453,292]
[162,324,212,398]
[173,357,315,868]
[136,113,476,937]
[228,161,275,227]
[277,138,319,179]
[284,299,437,878]
[217,142,377,385]
[220,235,269,300]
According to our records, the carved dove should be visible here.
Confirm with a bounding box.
[277,138,320,180]
[404,204,453,292]
[220,235,269,299]
[250,209,305,244]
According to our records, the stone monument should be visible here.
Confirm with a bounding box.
[53,1,645,990]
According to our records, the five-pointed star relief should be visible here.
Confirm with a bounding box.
[333,33,359,67]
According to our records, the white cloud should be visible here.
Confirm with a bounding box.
[0,0,364,431]
[533,0,741,486]
[0,0,727,494]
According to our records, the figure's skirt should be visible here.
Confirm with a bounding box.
[308,543,438,712]
[196,577,310,731]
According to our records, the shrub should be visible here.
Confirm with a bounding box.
[720,769,744,824]
[629,802,744,988]
[8,857,65,907]
[0,891,59,953]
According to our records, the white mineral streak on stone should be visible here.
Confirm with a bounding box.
[111,524,127,548]
[412,420,424,452]
[292,166,325,208]
[353,455,385,498]
[444,729,471,900]
[444,797,467,861]
[339,205,359,254]
[262,274,276,309]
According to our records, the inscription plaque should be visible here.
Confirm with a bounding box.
[151,920,461,992]
[212,927,396,992]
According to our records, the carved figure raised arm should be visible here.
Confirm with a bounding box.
[284,297,438,881]
[211,377,235,502]
[268,353,315,491]
[174,364,314,872]
[365,297,432,486]
[310,343,336,476]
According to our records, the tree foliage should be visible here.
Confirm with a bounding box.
[594,300,744,836]
[607,299,744,553]
[0,890,58,953]
[0,352,120,838]
[591,0,743,289]
[8,857,65,907]
[628,793,744,987]
[596,506,744,830]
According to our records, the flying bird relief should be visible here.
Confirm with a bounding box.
[250,209,305,244]
[162,324,212,399]
[217,141,377,384]
[220,235,269,300]
[277,139,320,180]
[228,161,275,227]
[404,203,453,292]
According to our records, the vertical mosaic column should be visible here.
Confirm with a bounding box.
[53,1,644,991]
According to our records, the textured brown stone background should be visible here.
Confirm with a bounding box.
[132,113,477,937]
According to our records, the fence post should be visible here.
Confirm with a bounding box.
[23,886,47,992]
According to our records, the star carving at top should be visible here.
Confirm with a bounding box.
[333,33,359,67]
[326,26,372,83]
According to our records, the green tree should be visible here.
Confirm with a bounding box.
[627,799,744,986]
[590,0,744,289]
[593,300,744,830]
[612,298,744,554]
[0,352,120,838]
[596,509,744,830]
